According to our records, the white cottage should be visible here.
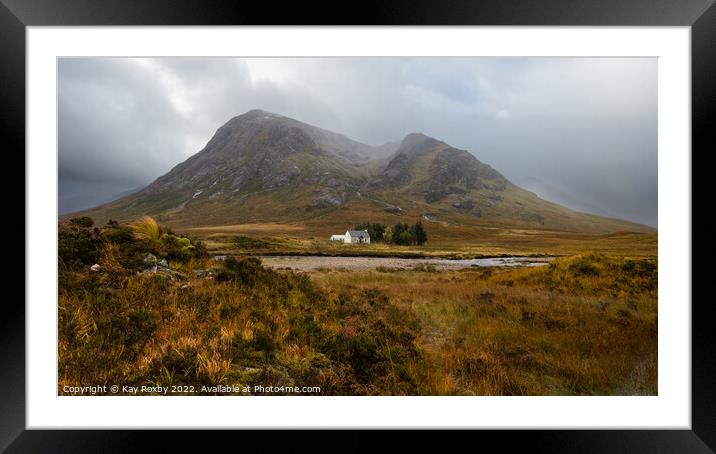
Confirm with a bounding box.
[329,230,371,244]
[344,230,370,244]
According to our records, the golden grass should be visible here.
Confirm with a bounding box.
[187,223,307,233]
[181,222,657,259]
[59,250,656,396]
[308,255,657,395]
[129,216,161,242]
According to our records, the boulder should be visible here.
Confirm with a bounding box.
[90,264,101,272]
[193,269,216,279]
[142,253,157,266]
[452,199,475,210]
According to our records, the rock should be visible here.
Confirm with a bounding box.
[90,264,101,272]
[213,255,227,262]
[452,199,475,210]
[143,253,157,266]
[143,264,177,281]
[313,193,343,208]
[157,267,173,278]
[193,269,216,279]
[158,258,169,268]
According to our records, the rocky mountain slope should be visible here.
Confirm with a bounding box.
[75,109,654,234]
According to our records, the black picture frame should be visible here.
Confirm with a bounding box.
[5,0,711,451]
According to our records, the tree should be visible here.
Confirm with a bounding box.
[383,225,393,244]
[388,221,428,246]
[392,223,407,244]
[414,221,428,245]
[371,223,385,242]
[399,230,415,245]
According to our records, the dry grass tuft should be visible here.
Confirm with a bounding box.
[130,216,162,242]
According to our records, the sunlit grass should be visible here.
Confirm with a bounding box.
[309,254,657,395]
[59,216,657,396]
[130,215,162,242]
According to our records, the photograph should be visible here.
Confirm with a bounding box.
[57,56,658,397]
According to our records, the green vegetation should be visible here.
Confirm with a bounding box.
[233,236,275,250]
[352,221,428,245]
[390,221,428,246]
[60,216,207,274]
[59,217,656,396]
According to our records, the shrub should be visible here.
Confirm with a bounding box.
[252,330,277,358]
[568,256,600,277]
[341,334,379,382]
[162,234,195,263]
[233,236,273,249]
[69,216,94,229]
[130,216,161,242]
[125,309,158,350]
[103,225,134,245]
[399,230,415,245]
[59,221,101,269]
[412,263,437,273]
[217,256,272,287]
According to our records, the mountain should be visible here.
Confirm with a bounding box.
[368,133,508,199]
[107,184,146,203]
[74,109,654,234]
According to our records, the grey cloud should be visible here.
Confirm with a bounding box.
[58,57,657,226]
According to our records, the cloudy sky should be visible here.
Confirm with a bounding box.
[58,57,657,226]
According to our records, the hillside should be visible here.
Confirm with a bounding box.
[75,109,654,234]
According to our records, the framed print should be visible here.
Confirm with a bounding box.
[6,0,712,451]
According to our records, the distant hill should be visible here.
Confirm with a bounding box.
[73,109,655,234]
[107,185,146,202]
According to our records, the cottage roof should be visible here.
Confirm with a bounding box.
[347,230,369,237]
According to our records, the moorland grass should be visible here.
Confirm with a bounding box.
[310,255,657,395]
[58,217,657,395]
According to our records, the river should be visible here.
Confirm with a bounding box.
[258,255,552,272]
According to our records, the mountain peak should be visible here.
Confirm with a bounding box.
[401,132,433,145]
[224,109,284,126]
[243,108,278,117]
[397,132,445,156]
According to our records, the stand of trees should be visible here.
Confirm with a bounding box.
[353,221,428,246]
[391,221,428,246]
